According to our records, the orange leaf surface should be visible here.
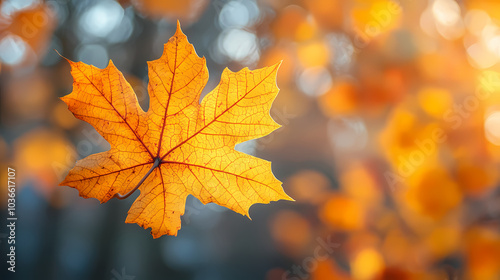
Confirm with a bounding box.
[59,22,293,238]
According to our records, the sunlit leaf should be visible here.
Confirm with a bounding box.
[60,23,293,238]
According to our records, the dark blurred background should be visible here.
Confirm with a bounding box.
[1,0,500,279]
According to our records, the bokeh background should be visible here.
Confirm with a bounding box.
[1,0,500,279]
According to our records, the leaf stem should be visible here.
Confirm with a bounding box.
[113,157,161,200]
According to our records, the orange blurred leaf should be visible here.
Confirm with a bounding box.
[465,227,500,280]
[320,194,365,231]
[131,0,208,23]
[304,0,344,31]
[13,128,76,196]
[319,79,360,116]
[269,210,311,256]
[405,165,462,220]
[0,3,57,68]
[350,0,402,38]
[271,5,317,42]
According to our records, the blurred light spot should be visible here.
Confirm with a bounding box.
[432,0,461,26]
[327,33,354,73]
[457,159,498,196]
[297,39,330,68]
[5,73,52,124]
[218,0,260,29]
[259,45,294,84]
[436,16,464,40]
[341,164,382,205]
[271,5,316,41]
[417,87,452,118]
[319,79,359,116]
[464,10,491,36]
[467,43,498,69]
[76,44,108,68]
[14,129,76,191]
[406,165,462,218]
[1,0,37,15]
[320,195,364,231]
[481,23,500,59]
[270,210,311,256]
[481,22,499,42]
[328,117,368,151]
[79,0,124,38]
[286,170,330,204]
[430,0,465,40]
[217,28,259,64]
[420,8,439,38]
[351,248,384,280]
[484,111,500,145]
[52,101,79,129]
[0,34,28,65]
[465,228,500,280]
[107,12,134,43]
[424,225,460,259]
[297,66,332,97]
[487,36,500,57]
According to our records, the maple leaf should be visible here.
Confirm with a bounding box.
[59,22,293,238]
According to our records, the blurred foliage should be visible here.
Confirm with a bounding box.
[1,0,500,279]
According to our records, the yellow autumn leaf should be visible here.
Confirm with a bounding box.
[59,22,293,238]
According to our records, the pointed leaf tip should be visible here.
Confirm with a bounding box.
[176,20,182,34]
